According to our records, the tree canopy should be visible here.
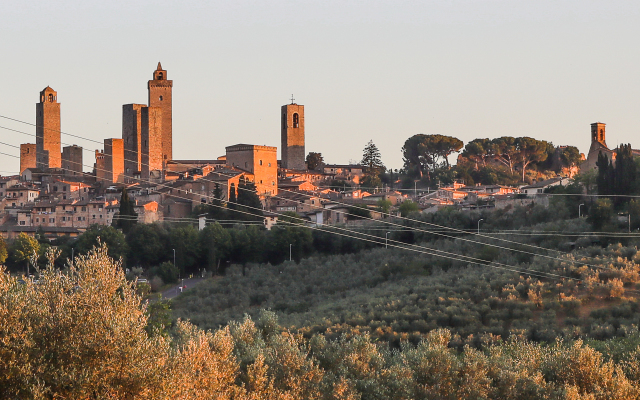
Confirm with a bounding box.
[306,152,324,170]
[402,134,463,179]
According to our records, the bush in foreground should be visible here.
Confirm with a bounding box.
[2,244,640,399]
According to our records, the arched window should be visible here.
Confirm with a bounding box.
[159,96,163,101]
[600,129,604,141]
[158,72,163,80]
[293,113,299,128]
[48,94,53,102]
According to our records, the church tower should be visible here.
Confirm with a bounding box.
[281,99,305,170]
[148,62,172,164]
[36,86,61,170]
[591,122,607,147]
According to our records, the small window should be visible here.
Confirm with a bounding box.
[268,163,271,167]
[158,72,163,80]
[293,113,299,128]
[48,94,53,102]
[259,160,263,166]
[159,96,163,101]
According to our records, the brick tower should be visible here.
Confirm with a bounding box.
[148,62,172,164]
[281,101,305,170]
[20,144,36,174]
[36,86,61,170]
[122,104,145,178]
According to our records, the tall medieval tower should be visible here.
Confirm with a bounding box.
[281,101,305,170]
[148,62,172,164]
[36,86,61,170]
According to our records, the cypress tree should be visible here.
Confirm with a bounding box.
[115,189,137,233]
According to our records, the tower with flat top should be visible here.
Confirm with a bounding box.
[281,99,305,170]
[36,86,61,170]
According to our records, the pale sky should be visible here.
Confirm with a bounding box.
[1,1,639,175]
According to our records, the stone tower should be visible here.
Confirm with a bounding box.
[148,62,172,164]
[281,102,305,170]
[122,104,145,178]
[20,144,36,174]
[36,86,61,170]
[140,107,163,179]
[591,122,607,147]
[61,145,83,176]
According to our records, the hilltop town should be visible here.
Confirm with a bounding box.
[0,62,629,241]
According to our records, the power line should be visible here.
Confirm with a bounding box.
[2,145,635,295]
[0,117,627,274]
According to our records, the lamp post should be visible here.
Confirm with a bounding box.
[579,203,585,218]
[173,248,177,278]
[478,218,484,234]
[385,232,390,249]
[289,243,292,261]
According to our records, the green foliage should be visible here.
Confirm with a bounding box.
[588,198,614,230]
[126,223,168,267]
[377,199,392,214]
[113,189,137,233]
[514,136,553,182]
[402,134,463,179]
[0,237,7,265]
[74,224,128,263]
[306,151,324,170]
[168,225,201,274]
[149,261,180,284]
[560,145,583,168]
[199,223,232,273]
[361,139,385,177]
[347,204,372,220]
[399,200,420,217]
[10,233,39,274]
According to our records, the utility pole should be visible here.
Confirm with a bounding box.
[478,218,484,234]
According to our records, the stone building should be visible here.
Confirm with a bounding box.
[281,102,305,170]
[122,104,145,178]
[95,139,125,184]
[582,122,640,172]
[61,145,83,176]
[20,144,36,175]
[148,62,173,163]
[140,107,163,180]
[225,144,278,196]
[36,87,61,170]
[122,63,172,181]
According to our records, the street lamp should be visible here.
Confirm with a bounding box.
[477,218,484,234]
[289,243,292,261]
[385,232,390,249]
[579,204,585,218]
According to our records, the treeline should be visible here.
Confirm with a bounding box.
[397,134,581,187]
[4,244,640,399]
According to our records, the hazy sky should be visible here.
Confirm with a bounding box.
[1,1,639,175]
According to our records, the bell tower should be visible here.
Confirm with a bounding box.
[36,86,61,170]
[591,122,607,147]
[281,97,305,170]
[148,62,173,163]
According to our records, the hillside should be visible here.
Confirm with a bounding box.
[172,216,640,347]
